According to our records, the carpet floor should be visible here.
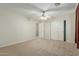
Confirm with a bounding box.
[0,39,79,56]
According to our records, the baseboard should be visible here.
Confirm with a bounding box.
[0,37,35,48]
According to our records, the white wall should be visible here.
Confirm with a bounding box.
[38,11,75,43]
[0,10,36,47]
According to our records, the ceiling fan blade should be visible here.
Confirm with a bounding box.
[0,3,43,13]
[28,3,43,13]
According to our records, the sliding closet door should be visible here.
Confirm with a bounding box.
[38,22,51,40]
[51,21,58,40]
[44,22,51,40]
[76,4,79,48]
[57,20,64,41]
[51,20,64,40]
[39,23,44,39]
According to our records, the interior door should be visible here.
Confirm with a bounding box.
[76,4,79,48]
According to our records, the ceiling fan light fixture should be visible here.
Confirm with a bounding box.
[40,16,47,20]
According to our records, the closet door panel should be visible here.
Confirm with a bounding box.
[51,21,58,40]
[44,23,50,39]
[39,23,44,39]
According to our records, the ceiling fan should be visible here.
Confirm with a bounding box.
[28,3,61,21]
[40,11,47,20]
[39,3,61,21]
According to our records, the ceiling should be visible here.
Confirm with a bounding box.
[0,3,77,21]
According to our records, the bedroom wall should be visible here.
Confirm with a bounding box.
[0,10,36,47]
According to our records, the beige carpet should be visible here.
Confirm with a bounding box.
[0,39,79,56]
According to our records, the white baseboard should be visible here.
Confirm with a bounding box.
[0,38,35,48]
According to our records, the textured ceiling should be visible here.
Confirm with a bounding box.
[0,3,77,21]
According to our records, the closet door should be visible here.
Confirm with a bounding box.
[39,23,44,39]
[57,20,64,41]
[51,20,64,40]
[51,21,58,40]
[44,22,51,40]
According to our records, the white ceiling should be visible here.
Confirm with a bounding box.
[0,3,77,21]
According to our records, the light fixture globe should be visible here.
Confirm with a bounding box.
[40,16,47,20]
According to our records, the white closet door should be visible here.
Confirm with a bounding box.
[51,20,64,40]
[38,21,64,40]
[51,21,58,40]
[57,20,64,40]
[44,22,51,40]
[38,23,44,39]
